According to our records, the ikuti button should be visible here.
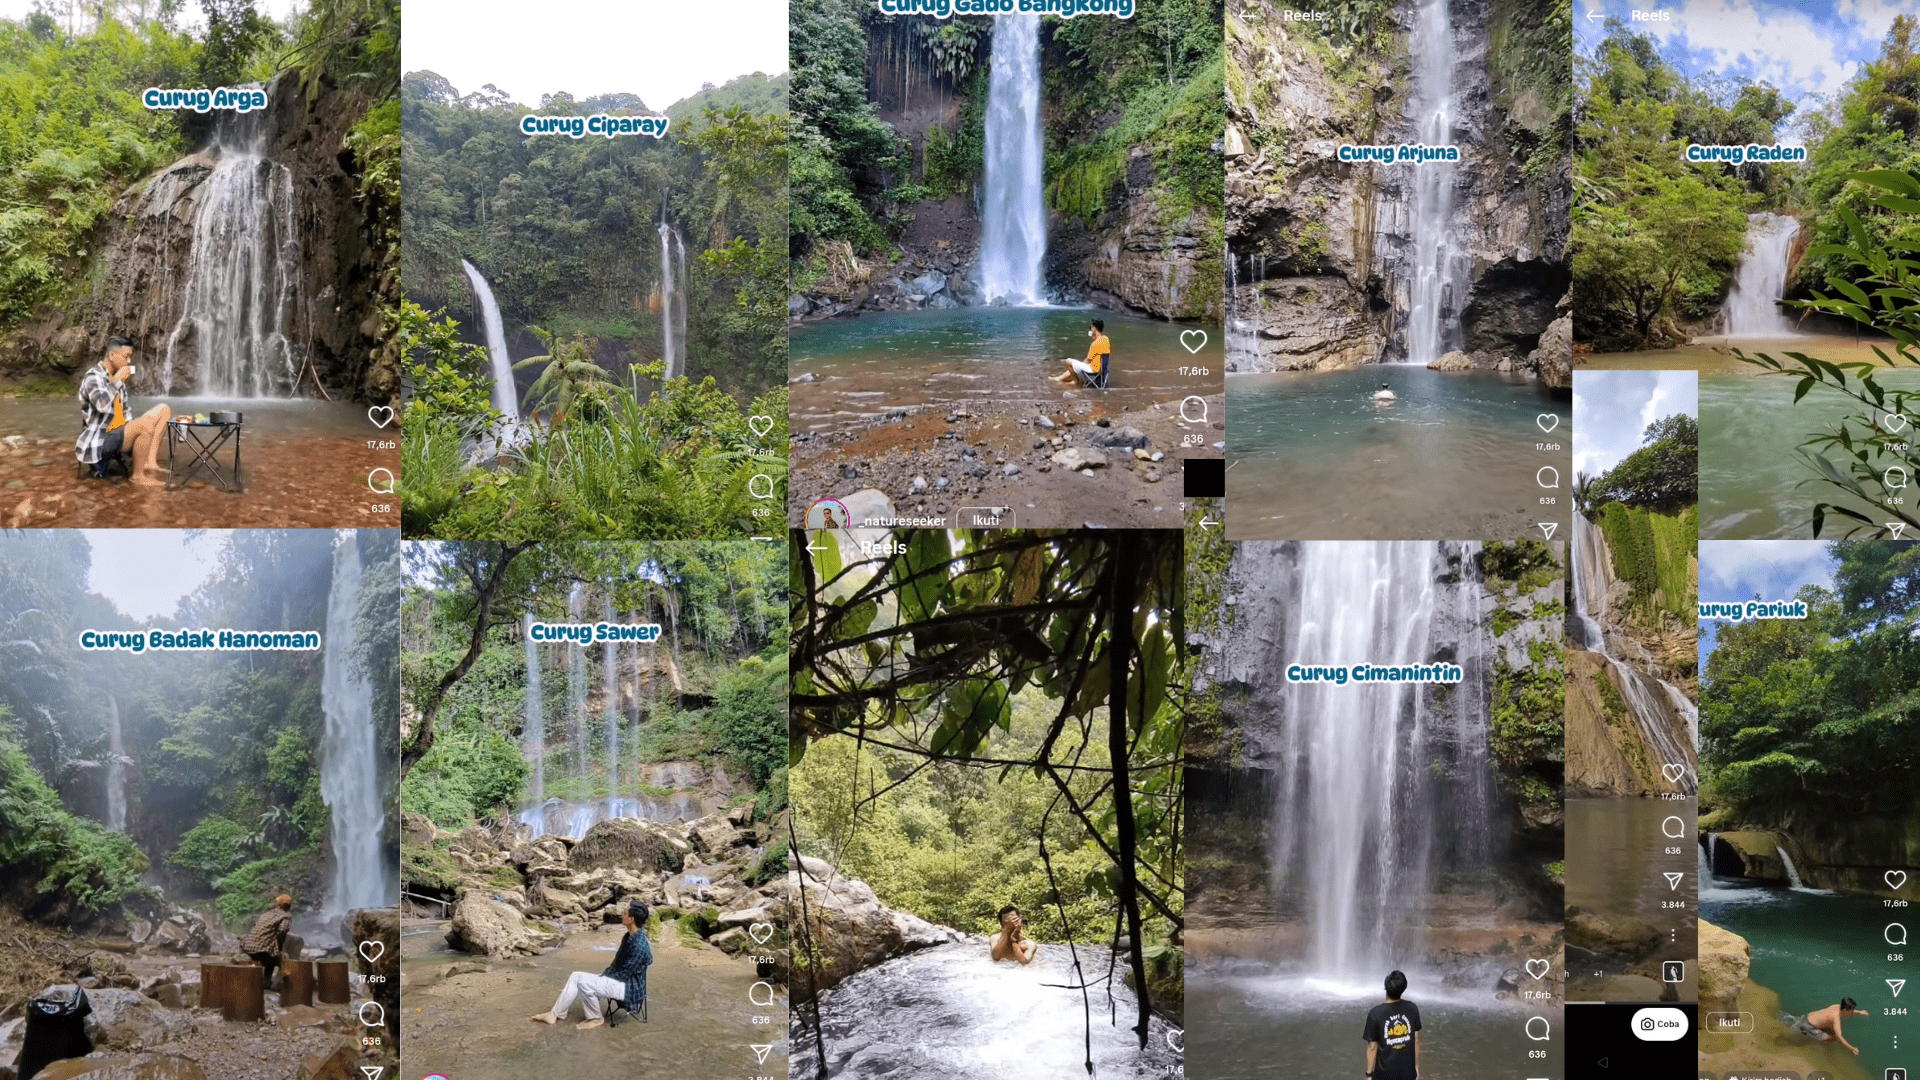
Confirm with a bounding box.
[1631,1007,1688,1041]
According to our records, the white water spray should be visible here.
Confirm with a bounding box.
[321,532,390,913]
[603,594,620,813]
[656,220,687,380]
[1724,212,1802,337]
[460,259,520,419]
[106,695,125,832]
[568,582,587,777]
[523,612,545,807]
[979,14,1045,305]
[160,101,302,396]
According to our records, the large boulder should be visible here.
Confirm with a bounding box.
[571,818,687,875]
[790,856,963,998]
[1428,350,1474,371]
[687,814,752,857]
[76,989,194,1052]
[33,1054,209,1080]
[1565,906,1662,959]
[291,1037,359,1080]
[445,891,564,958]
[1530,313,1571,390]
[1698,919,1751,1011]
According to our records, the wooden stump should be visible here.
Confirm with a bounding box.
[316,959,350,1004]
[222,963,264,1022]
[199,963,223,1014]
[281,960,316,1008]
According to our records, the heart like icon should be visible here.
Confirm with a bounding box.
[1889,870,1909,891]
[1662,763,1685,784]
[748,922,774,945]
[1165,1029,1184,1054]
[1886,412,1910,433]
[1179,330,1208,354]
[1536,413,1559,433]
[1525,958,1549,980]
[358,940,384,963]
[367,405,394,429]
[747,415,774,438]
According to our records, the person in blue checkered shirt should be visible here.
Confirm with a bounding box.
[74,336,172,484]
[530,899,652,1030]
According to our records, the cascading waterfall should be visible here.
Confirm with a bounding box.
[656,219,687,380]
[978,13,1045,305]
[568,583,587,777]
[1397,0,1467,365]
[1268,542,1494,979]
[460,259,520,420]
[523,612,545,807]
[1570,513,1699,791]
[321,532,391,913]
[161,101,302,396]
[1724,212,1803,336]
[603,594,620,814]
[106,695,125,832]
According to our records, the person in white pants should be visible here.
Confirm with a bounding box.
[531,900,653,1030]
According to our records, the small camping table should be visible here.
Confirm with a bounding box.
[166,417,244,492]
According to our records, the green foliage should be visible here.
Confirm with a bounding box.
[1735,169,1920,538]
[215,846,317,927]
[1702,541,1920,822]
[168,815,250,883]
[195,0,280,87]
[400,729,529,827]
[0,726,153,917]
[1594,502,1695,622]
[1587,413,1698,510]
[704,657,786,789]
[1491,639,1567,777]
[789,0,907,260]
[1478,540,1560,595]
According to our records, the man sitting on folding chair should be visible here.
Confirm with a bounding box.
[74,336,172,485]
[531,900,652,1030]
[1053,318,1111,388]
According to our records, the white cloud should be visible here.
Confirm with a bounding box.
[1699,539,1834,599]
[83,531,227,622]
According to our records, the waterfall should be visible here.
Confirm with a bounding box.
[106,695,125,832]
[603,594,620,813]
[657,220,687,380]
[1775,844,1804,888]
[979,13,1045,306]
[523,613,544,807]
[1267,542,1494,979]
[160,101,302,396]
[460,259,520,420]
[568,582,587,777]
[1570,514,1699,793]
[1724,212,1802,336]
[320,532,390,914]
[1397,0,1466,365]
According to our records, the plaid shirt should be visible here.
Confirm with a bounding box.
[240,907,292,957]
[600,928,652,1010]
[74,363,124,465]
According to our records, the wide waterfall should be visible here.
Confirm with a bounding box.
[1724,212,1802,336]
[160,102,302,396]
[603,595,620,812]
[1398,0,1467,365]
[460,259,520,420]
[1267,542,1493,979]
[1570,513,1698,790]
[320,532,391,913]
[979,13,1045,306]
[657,220,687,380]
[106,695,125,832]
[523,612,545,807]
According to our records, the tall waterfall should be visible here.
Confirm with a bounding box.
[1398,0,1466,365]
[460,259,520,420]
[979,13,1045,306]
[1570,513,1698,791]
[523,612,545,808]
[106,695,125,832]
[321,532,390,913]
[1724,212,1802,337]
[603,594,620,811]
[160,102,302,396]
[1267,542,1493,978]
[657,220,687,380]
[568,582,587,776]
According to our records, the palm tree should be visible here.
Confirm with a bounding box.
[1573,471,1595,515]
[512,327,620,423]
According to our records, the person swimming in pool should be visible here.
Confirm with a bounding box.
[1373,383,1396,401]
[1792,997,1868,1055]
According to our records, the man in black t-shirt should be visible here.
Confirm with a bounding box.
[1363,969,1423,1080]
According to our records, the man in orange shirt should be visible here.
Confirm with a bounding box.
[1054,319,1111,385]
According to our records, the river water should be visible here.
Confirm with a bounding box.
[789,308,1216,432]
[1226,368,1568,540]
[1699,847,1889,1080]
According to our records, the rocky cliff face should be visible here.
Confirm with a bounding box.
[1224,0,1569,372]
[1,73,395,402]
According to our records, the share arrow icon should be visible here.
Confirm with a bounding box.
[358,1069,383,1080]
[1664,872,1684,891]
[1892,979,1907,998]
[1538,522,1557,540]
[751,1045,775,1065]
[1892,523,1909,539]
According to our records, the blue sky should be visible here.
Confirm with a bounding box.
[1697,539,1836,669]
[1573,369,1699,482]
[1576,0,1906,121]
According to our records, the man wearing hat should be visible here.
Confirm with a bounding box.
[531,900,653,1030]
[241,894,294,990]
